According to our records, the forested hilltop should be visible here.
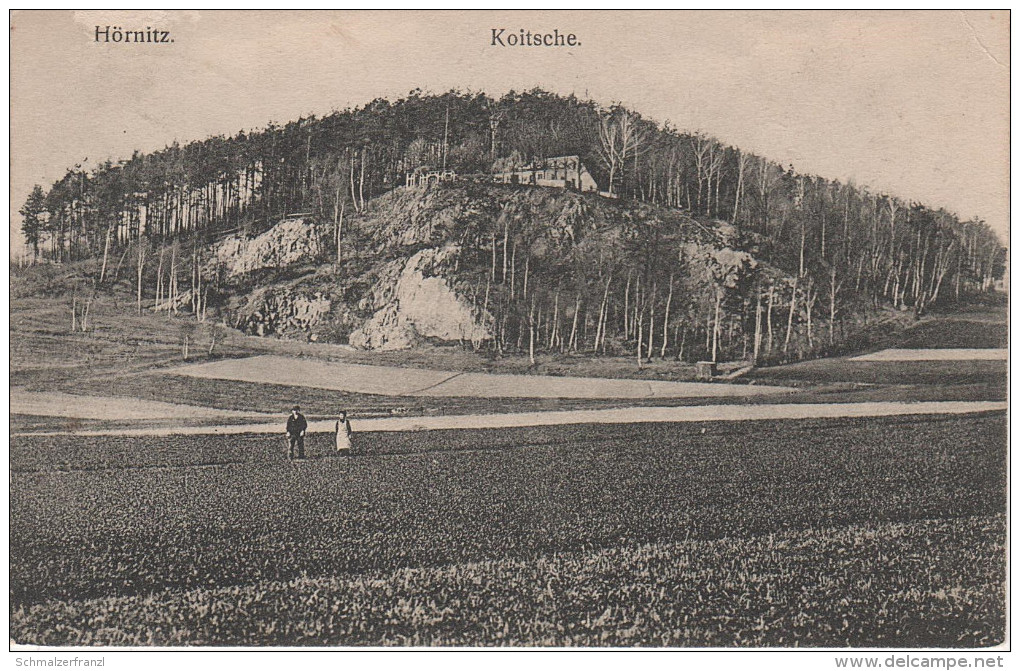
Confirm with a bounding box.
[17,89,1005,365]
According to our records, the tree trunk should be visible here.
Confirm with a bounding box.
[169,247,179,316]
[660,276,673,358]
[732,152,746,225]
[568,294,581,352]
[646,303,655,362]
[81,297,92,332]
[155,248,165,310]
[753,284,763,364]
[335,198,345,266]
[528,304,536,365]
[502,221,509,283]
[523,255,530,303]
[510,244,517,301]
[99,225,113,284]
[349,152,358,213]
[954,253,962,300]
[623,271,632,338]
[636,311,643,369]
[784,278,798,353]
[714,166,722,219]
[482,277,491,325]
[136,244,146,315]
[594,276,613,353]
[490,229,497,281]
[829,266,839,346]
[191,244,199,316]
[712,290,722,363]
[805,281,815,349]
[549,291,560,349]
[358,150,366,211]
[705,308,712,353]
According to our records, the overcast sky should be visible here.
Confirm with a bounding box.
[9,10,1010,253]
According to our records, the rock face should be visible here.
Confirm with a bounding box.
[211,218,323,279]
[241,290,332,338]
[212,185,767,353]
[349,246,492,351]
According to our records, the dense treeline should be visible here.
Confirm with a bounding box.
[19,88,1005,362]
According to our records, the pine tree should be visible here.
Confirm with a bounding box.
[19,185,47,261]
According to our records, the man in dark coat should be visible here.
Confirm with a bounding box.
[286,405,308,459]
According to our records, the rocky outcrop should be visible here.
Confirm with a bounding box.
[240,290,332,338]
[213,185,767,353]
[211,218,324,279]
[349,246,492,351]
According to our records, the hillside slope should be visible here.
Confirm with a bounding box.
[213,182,760,358]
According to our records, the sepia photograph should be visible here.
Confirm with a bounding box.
[7,9,1009,658]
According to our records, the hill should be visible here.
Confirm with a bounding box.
[13,88,1007,366]
[204,182,760,361]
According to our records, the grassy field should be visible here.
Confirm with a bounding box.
[10,297,1009,429]
[8,361,1003,437]
[12,287,1008,409]
[891,319,1007,349]
[746,359,1007,387]
[747,306,1007,389]
[9,273,1008,647]
[10,412,1006,647]
[10,291,737,390]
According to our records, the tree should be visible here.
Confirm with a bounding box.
[597,107,647,196]
[20,86,1005,363]
[19,185,47,261]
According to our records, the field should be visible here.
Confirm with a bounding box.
[746,358,1007,387]
[12,290,1007,433]
[15,365,1005,429]
[172,355,791,399]
[9,276,1009,647]
[9,291,753,391]
[890,316,1007,350]
[10,412,1006,647]
[748,308,1007,389]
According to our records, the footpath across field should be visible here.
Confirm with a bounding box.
[173,355,791,399]
[851,348,1007,361]
[9,392,1005,437]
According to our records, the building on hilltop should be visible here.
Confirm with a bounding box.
[492,155,598,193]
[405,167,458,187]
[405,155,599,194]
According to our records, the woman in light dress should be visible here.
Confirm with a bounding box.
[335,410,353,455]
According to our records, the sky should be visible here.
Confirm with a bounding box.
[9,10,1010,253]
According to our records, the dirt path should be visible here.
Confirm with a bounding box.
[852,349,1008,361]
[10,389,275,421]
[173,355,791,399]
[12,400,1005,437]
